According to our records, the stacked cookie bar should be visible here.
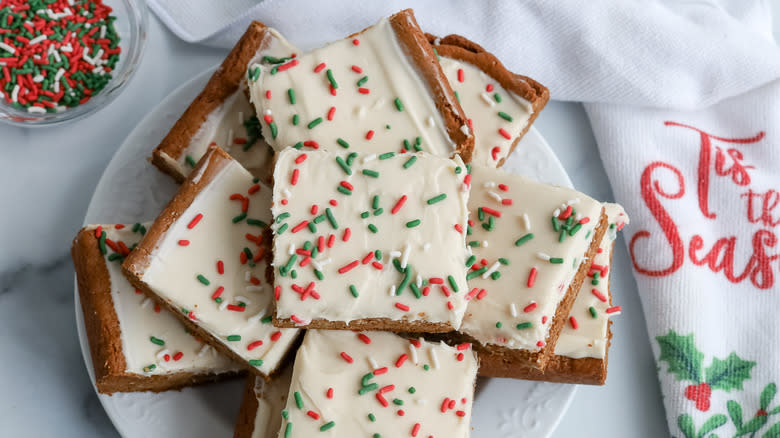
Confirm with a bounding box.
[71,9,629,437]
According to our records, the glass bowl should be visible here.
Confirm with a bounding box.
[0,0,147,127]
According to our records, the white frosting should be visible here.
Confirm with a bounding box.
[554,203,629,359]
[271,148,470,329]
[277,330,477,437]
[139,157,300,375]
[178,90,275,178]
[460,165,603,353]
[166,27,298,180]
[438,56,533,167]
[249,367,293,438]
[250,16,459,157]
[91,224,237,375]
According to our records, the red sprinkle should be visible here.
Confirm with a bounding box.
[188,214,203,229]
[395,302,410,312]
[248,184,260,195]
[374,367,388,375]
[498,128,512,140]
[391,195,408,214]
[569,316,579,329]
[365,130,375,140]
[307,410,320,420]
[456,343,471,351]
[395,354,408,368]
[295,153,308,164]
[358,334,372,344]
[412,423,421,437]
[352,39,360,46]
[591,289,608,302]
[340,352,354,363]
[217,260,224,274]
[338,260,360,274]
[177,240,189,246]
[227,304,245,312]
[291,220,309,233]
[342,228,352,242]
[527,267,538,287]
[457,68,464,82]
[270,331,282,341]
[351,65,363,73]
[291,168,299,185]
[211,287,224,300]
[606,306,622,314]
[314,63,326,73]
[173,352,183,361]
[482,207,502,217]
[524,302,537,313]
[327,388,334,399]
[247,340,263,350]
[358,87,370,94]
[327,106,336,121]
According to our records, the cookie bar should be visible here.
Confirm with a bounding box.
[248,9,475,161]
[428,33,549,168]
[234,366,293,438]
[276,330,477,437]
[271,148,470,332]
[153,21,298,183]
[460,164,608,372]
[123,146,301,378]
[72,224,239,394]
[514,203,628,384]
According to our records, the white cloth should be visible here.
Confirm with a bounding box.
[148,0,780,435]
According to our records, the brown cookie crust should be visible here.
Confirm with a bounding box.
[233,376,261,438]
[72,226,241,394]
[385,9,475,163]
[152,21,274,183]
[272,315,454,333]
[124,146,298,379]
[425,32,550,167]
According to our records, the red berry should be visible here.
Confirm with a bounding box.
[684,383,711,412]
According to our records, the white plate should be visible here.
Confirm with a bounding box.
[75,66,576,438]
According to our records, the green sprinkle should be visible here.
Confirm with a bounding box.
[293,141,303,149]
[423,364,430,371]
[569,223,583,236]
[362,169,379,178]
[515,233,534,246]
[196,275,210,286]
[349,285,359,298]
[394,97,404,111]
[368,413,376,422]
[403,156,417,169]
[516,322,533,330]
[320,421,335,432]
[496,321,503,328]
[325,208,339,229]
[356,75,368,86]
[249,359,264,366]
[490,271,501,280]
[589,306,598,318]
[249,66,261,81]
[337,138,350,148]
[98,231,107,254]
[373,208,383,216]
[368,224,378,233]
[243,247,254,260]
[494,92,502,103]
[592,279,600,286]
[550,257,564,264]
[552,216,560,232]
[467,267,488,280]
[276,212,291,223]
[410,283,422,299]
[346,152,358,166]
[379,152,395,160]
[294,391,304,409]
[185,155,196,167]
[335,156,352,175]
[107,253,122,262]
[498,258,510,265]
[227,335,241,341]
[287,88,296,104]
[405,219,421,228]
[277,223,289,234]
[468,241,481,247]
[215,297,223,303]
[454,90,460,103]
[326,69,338,89]
[359,383,379,395]
[447,275,459,292]
[232,212,247,223]
[392,398,404,406]
[261,316,273,324]
[427,193,447,204]
[559,229,567,242]
[283,422,292,438]
[372,195,380,209]
[397,269,412,295]
[478,208,485,221]
[337,186,352,195]
[408,387,416,394]
[143,364,156,372]
[465,255,477,267]
[247,219,267,227]
[307,117,323,129]
[282,410,289,419]
[149,336,164,346]
[291,113,299,125]
[361,211,370,219]
[269,121,278,139]
[498,111,513,122]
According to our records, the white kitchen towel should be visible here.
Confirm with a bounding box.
[149,0,780,436]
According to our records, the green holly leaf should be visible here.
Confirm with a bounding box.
[657,331,704,383]
[728,400,744,429]
[761,383,777,411]
[763,422,780,438]
[770,406,780,415]
[738,416,768,436]
[697,414,727,438]
[678,414,696,438]
[705,353,756,391]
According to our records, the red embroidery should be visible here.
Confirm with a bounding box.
[630,121,777,289]
[630,161,686,276]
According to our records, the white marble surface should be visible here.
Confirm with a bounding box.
[9,8,779,437]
